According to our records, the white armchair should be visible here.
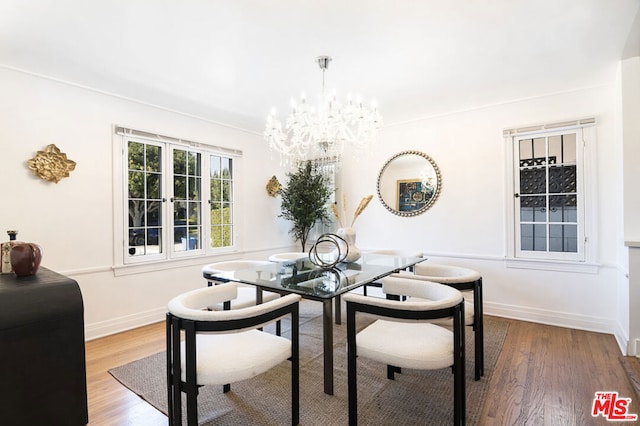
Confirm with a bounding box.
[343,276,465,426]
[201,260,280,309]
[268,252,308,262]
[361,249,424,296]
[396,262,484,381]
[166,282,301,425]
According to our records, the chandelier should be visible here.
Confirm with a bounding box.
[264,56,382,166]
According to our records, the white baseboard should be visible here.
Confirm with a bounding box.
[85,307,166,341]
[611,320,630,356]
[485,301,617,338]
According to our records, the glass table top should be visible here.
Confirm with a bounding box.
[202,253,425,299]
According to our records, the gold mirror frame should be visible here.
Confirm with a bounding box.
[376,150,442,217]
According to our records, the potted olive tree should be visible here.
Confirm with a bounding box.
[279,161,332,252]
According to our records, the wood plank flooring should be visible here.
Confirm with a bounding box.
[86,322,167,426]
[85,317,639,425]
[478,320,639,425]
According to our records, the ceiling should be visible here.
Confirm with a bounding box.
[1,0,639,132]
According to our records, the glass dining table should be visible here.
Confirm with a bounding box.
[202,252,425,395]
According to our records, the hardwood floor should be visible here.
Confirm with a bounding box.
[86,322,167,426]
[85,317,639,425]
[478,320,639,425]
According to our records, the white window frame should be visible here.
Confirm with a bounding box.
[504,118,598,273]
[167,145,206,260]
[112,126,242,271]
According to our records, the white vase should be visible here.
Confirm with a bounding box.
[336,227,361,263]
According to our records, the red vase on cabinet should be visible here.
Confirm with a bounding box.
[10,243,43,276]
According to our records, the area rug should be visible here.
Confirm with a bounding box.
[109,301,509,425]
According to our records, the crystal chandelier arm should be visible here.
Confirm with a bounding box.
[264,56,381,166]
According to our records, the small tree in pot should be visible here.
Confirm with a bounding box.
[279,161,332,252]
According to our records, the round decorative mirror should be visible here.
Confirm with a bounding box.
[376,150,442,217]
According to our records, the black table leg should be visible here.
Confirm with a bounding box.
[323,299,334,395]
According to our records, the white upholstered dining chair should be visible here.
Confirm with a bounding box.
[343,275,466,426]
[398,262,484,381]
[166,282,301,426]
[268,252,308,262]
[201,260,280,309]
[202,260,283,335]
[361,249,424,296]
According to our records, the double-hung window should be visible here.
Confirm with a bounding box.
[116,127,240,265]
[505,118,596,266]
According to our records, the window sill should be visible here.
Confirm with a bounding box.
[505,258,599,274]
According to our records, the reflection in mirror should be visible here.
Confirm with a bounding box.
[376,150,441,217]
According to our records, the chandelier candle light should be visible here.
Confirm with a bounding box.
[264,56,382,166]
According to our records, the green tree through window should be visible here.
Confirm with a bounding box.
[210,155,233,248]
[128,142,163,255]
[125,138,235,262]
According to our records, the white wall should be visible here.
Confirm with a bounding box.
[0,67,295,339]
[0,66,631,351]
[622,56,640,355]
[340,84,627,349]
[623,57,640,241]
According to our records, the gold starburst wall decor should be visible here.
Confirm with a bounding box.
[266,175,282,196]
[27,144,76,183]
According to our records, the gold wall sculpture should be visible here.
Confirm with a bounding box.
[266,175,282,196]
[27,144,76,183]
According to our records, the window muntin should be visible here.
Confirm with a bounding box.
[209,155,233,248]
[123,137,236,263]
[172,148,202,253]
[514,129,584,261]
[127,141,164,257]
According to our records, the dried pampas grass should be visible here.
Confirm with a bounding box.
[331,203,343,228]
[351,195,373,227]
[332,194,373,228]
[342,192,347,219]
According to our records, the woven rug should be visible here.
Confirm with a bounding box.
[109,300,508,425]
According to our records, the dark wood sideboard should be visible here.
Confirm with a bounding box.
[0,267,88,425]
